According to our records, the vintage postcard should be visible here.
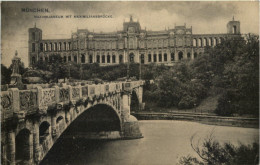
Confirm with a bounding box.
[1,1,259,165]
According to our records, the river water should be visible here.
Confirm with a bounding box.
[41,120,258,165]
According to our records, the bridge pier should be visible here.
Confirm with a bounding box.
[33,121,40,164]
[6,130,15,165]
[121,92,143,139]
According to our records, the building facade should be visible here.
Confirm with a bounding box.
[28,16,241,67]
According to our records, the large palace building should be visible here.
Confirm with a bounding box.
[28,16,241,67]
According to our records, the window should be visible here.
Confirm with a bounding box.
[45,57,48,62]
[233,26,237,34]
[44,43,48,51]
[171,53,175,61]
[141,54,144,64]
[40,43,43,52]
[49,43,52,51]
[208,38,212,46]
[159,54,162,62]
[164,53,167,61]
[193,39,197,47]
[32,43,35,52]
[112,55,116,63]
[148,54,151,62]
[129,53,134,62]
[63,56,66,62]
[198,38,202,47]
[97,55,100,63]
[64,42,67,50]
[102,55,105,63]
[153,54,157,62]
[89,55,92,63]
[74,56,77,63]
[107,55,111,63]
[178,51,183,60]
[81,54,85,63]
[119,55,123,63]
[54,43,57,51]
[187,52,191,59]
[68,56,71,61]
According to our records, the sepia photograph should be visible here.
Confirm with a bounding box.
[1,1,259,165]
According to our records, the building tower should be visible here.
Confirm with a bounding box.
[227,16,240,34]
[28,23,42,67]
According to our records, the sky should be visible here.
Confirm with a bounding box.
[1,1,259,67]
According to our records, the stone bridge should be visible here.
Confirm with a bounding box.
[1,80,144,165]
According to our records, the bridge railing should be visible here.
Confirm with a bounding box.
[1,80,144,122]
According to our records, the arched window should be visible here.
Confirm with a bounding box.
[39,121,50,144]
[153,54,157,62]
[112,55,116,63]
[89,55,93,63]
[187,52,191,59]
[107,55,111,63]
[64,42,66,50]
[171,53,175,61]
[54,43,57,51]
[148,54,152,62]
[164,53,167,61]
[44,43,48,51]
[40,57,43,61]
[213,38,217,46]
[198,38,202,47]
[74,56,77,63]
[203,38,207,47]
[81,54,85,63]
[102,55,105,63]
[40,43,43,52]
[159,54,162,62]
[233,26,237,34]
[208,38,212,46]
[49,43,52,51]
[45,57,48,62]
[178,51,183,60]
[129,53,134,62]
[97,55,100,63]
[194,52,198,59]
[119,55,123,63]
[193,39,197,47]
[32,57,35,64]
[63,56,66,62]
[140,54,144,64]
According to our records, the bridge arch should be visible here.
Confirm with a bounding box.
[39,121,51,145]
[15,128,32,164]
[62,103,122,139]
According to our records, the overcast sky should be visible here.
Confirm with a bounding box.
[1,1,259,67]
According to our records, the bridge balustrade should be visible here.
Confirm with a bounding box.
[1,81,143,122]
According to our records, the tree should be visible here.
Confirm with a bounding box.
[178,133,259,165]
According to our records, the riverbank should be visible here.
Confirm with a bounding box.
[132,112,259,128]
